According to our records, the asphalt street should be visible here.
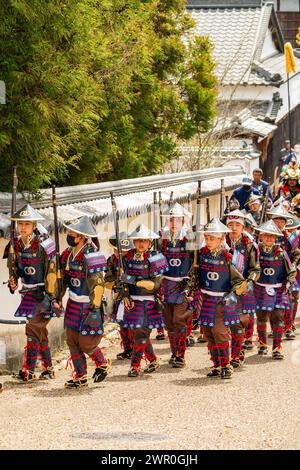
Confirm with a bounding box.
[1,320,300,450]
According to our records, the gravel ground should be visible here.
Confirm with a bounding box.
[1,320,300,451]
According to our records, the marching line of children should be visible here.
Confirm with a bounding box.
[1,196,299,390]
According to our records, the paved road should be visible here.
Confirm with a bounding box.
[1,320,300,450]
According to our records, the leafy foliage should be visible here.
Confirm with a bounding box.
[0,0,217,191]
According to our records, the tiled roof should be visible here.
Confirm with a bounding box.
[187,1,263,7]
[213,107,277,138]
[251,92,283,123]
[0,168,244,237]
[188,3,285,86]
[239,115,277,137]
[189,7,260,85]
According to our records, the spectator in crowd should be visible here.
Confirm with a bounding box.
[227,176,260,211]
[293,143,300,166]
[251,168,273,203]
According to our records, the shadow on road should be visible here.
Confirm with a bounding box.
[191,367,212,375]
[170,376,228,387]
[107,373,152,383]
[32,387,96,397]
[243,354,274,365]
[2,379,47,391]
[155,363,186,375]
[110,358,131,366]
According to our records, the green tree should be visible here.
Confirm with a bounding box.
[0,0,106,191]
[0,0,217,191]
[89,0,217,182]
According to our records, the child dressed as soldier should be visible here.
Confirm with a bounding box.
[194,218,246,379]
[61,216,109,388]
[254,219,297,359]
[160,203,194,368]
[105,232,134,360]
[120,224,169,377]
[4,204,59,382]
[225,210,260,367]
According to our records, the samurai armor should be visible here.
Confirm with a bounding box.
[89,347,105,367]
[240,293,256,315]
[144,340,156,362]
[254,284,290,311]
[64,299,104,335]
[230,325,245,360]
[174,329,187,358]
[161,278,186,304]
[123,300,165,330]
[217,342,230,367]
[23,336,40,371]
[197,294,240,327]
[244,316,255,340]
[119,327,134,353]
[208,343,220,368]
[39,341,52,369]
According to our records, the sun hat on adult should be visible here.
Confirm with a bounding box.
[242,175,252,186]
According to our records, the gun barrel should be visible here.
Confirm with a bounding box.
[153,192,158,250]
[159,191,163,232]
[52,187,63,300]
[52,187,60,254]
[8,166,18,290]
[10,166,17,239]
[206,198,210,223]
[220,178,225,217]
[110,192,124,275]
[194,181,202,266]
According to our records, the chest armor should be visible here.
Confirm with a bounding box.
[259,250,285,284]
[229,241,249,278]
[198,252,231,292]
[124,257,152,296]
[163,240,192,277]
[17,248,44,285]
[65,258,89,297]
